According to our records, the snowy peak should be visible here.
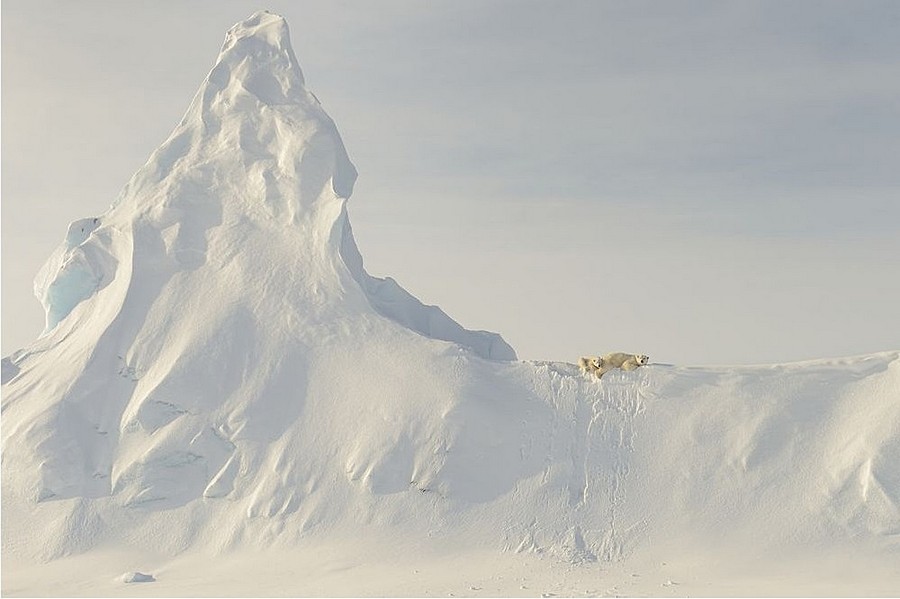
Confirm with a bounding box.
[225,11,299,60]
[212,10,307,106]
[225,10,296,56]
[20,11,513,359]
[2,12,521,530]
[119,10,356,229]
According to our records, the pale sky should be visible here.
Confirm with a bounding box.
[3,0,899,365]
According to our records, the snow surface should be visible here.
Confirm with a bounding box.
[2,10,899,597]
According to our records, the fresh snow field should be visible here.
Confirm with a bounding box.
[2,11,899,597]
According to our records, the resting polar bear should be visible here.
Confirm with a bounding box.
[579,352,649,379]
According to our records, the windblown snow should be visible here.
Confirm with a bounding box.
[2,11,898,596]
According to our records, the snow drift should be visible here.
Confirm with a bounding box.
[2,11,898,593]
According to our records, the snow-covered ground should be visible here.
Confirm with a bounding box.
[5,533,899,597]
[2,11,899,597]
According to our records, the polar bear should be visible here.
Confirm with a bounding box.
[578,356,603,376]
[601,352,649,371]
[579,352,649,379]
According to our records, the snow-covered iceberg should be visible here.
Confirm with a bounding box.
[2,11,898,595]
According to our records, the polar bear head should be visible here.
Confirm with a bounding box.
[635,354,649,365]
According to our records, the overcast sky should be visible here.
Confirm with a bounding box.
[3,0,899,364]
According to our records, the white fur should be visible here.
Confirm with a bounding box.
[578,356,602,375]
[579,352,649,379]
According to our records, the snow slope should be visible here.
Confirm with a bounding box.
[2,11,899,596]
